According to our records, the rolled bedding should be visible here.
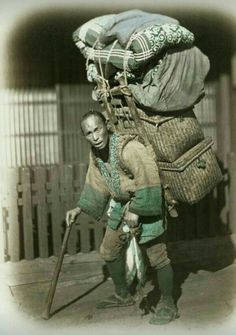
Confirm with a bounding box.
[73,9,179,48]
[74,22,194,72]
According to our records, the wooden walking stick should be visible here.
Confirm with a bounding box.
[41,223,73,320]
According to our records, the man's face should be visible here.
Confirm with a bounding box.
[81,115,109,150]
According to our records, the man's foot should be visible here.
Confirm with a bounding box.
[149,299,179,325]
[96,293,135,309]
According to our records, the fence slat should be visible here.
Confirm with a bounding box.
[34,167,49,258]
[50,166,63,256]
[6,168,21,261]
[56,85,64,165]
[0,167,5,262]
[0,201,4,262]
[61,165,77,255]
[21,167,34,260]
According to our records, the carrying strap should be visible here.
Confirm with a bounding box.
[90,38,178,216]
[114,74,178,218]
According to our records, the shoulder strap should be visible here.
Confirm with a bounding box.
[116,134,141,178]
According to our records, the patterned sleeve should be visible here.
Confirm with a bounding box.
[77,154,110,220]
[122,140,163,217]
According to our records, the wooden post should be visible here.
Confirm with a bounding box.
[50,166,63,256]
[21,167,34,260]
[34,167,49,258]
[55,85,64,165]
[216,74,231,166]
[7,168,21,261]
[0,168,7,262]
[214,73,231,231]
[231,52,236,152]
[229,50,236,232]
[228,152,236,234]
[61,165,77,255]
[0,202,4,262]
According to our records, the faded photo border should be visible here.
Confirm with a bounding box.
[0,0,236,335]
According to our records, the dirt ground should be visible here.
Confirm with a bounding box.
[1,248,236,335]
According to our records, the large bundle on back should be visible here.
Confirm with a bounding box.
[73,9,222,209]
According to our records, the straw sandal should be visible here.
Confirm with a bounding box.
[96,293,135,309]
[149,299,179,325]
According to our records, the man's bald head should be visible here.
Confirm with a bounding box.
[81,111,109,150]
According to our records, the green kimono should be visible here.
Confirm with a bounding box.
[77,133,165,244]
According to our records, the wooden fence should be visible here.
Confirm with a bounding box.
[0,164,228,262]
[0,165,108,262]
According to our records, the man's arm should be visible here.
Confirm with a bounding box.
[67,154,110,223]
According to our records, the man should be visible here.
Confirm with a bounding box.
[66,110,178,325]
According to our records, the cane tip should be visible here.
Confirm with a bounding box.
[41,311,50,320]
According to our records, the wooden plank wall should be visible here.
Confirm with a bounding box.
[0,85,100,167]
[56,84,99,165]
[0,83,218,166]
[0,89,59,167]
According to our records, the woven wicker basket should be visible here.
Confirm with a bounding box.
[158,138,223,204]
[106,104,222,204]
[113,107,204,162]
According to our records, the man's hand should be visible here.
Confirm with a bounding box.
[123,211,139,228]
[123,211,141,237]
[66,207,82,227]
